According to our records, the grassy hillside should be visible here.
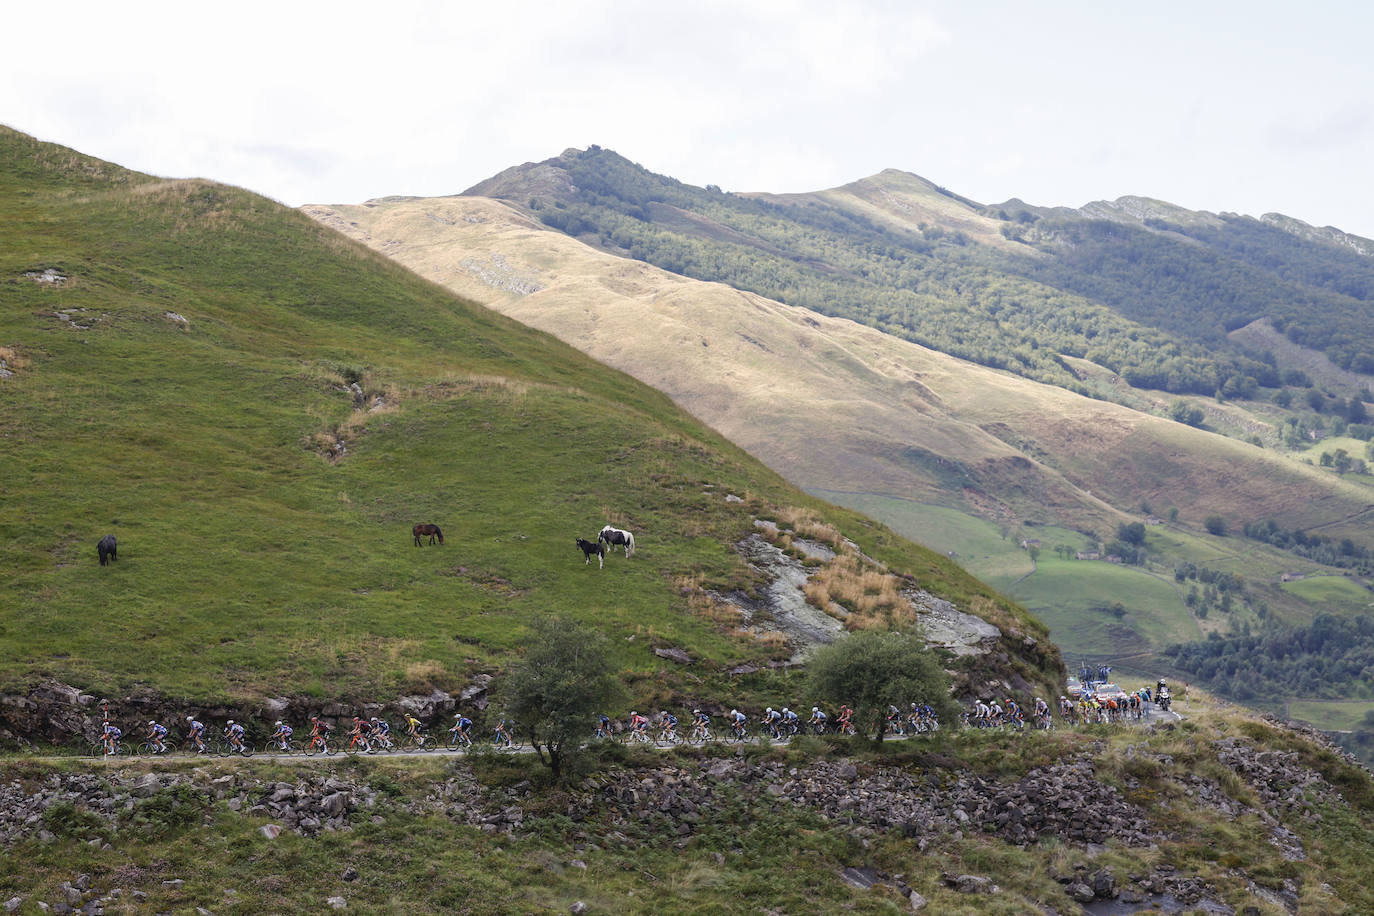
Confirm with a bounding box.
[0,126,1057,705]
[303,179,1374,745]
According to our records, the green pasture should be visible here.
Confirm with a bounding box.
[0,127,1056,706]
[1281,575,1374,610]
[1285,699,1374,733]
[1007,558,1199,661]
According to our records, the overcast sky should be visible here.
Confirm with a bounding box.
[5,1,1372,237]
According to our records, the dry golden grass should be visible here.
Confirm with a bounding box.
[672,575,744,629]
[0,345,27,372]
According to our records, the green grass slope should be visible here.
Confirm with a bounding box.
[0,126,1055,705]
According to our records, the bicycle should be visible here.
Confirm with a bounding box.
[655,726,681,747]
[688,723,713,745]
[492,724,515,750]
[726,722,749,744]
[401,731,432,752]
[344,732,372,755]
[136,739,177,756]
[304,734,334,756]
[90,739,130,758]
[217,738,255,758]
[266,739,300,755]
[447,728,472,751]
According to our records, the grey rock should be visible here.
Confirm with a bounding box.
[259,824,282,839]
[908,890,928,911]
[1068,882,1096,903]
[3,898,22,914]
[570,903,588,915]
[327,897,347,909]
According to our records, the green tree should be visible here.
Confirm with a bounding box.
[806,629,953,745]
[497,615,623,781]
[1117,521,1147,546]
[1204,515,1228,536]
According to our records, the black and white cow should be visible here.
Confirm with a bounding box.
[598,525,635,557]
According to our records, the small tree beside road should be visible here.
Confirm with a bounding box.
[498,615,623,781]
[806,629,953,745]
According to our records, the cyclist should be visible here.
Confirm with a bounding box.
[493,718,514,748]
[404,713,424,742]
[450,713,473,747]
[628,711,648,740]
[309,716,332,752]
[657,710,679,743]
[836,704,854,735]
[101,720,123,755]
[690,709,711,742]
[186,716,208,753]
[146,720,169,754]
[270,720,293,751]
[809,706,827,733]
[989,700,1005,727]
[974,699,991,727]
[885,704,902,735]
[1005,698,1023,728]
[728,708,747,740]
[348,716,372,751]
[595,713,612,740]
[370,716,393,750]
[764,706,783,739]
[1032,696,1050,728]
[781,707,800,736]
[224,719,246,752]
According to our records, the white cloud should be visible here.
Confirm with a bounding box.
[3,0,1373,236]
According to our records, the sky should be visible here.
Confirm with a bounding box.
[5,1,1373,238]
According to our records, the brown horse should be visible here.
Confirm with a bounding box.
[413,523,444,546]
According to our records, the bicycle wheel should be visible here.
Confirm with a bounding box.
[113,743,131,758]
[238,742,255,758]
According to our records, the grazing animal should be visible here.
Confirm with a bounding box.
[576,537,606,569]
[97,534,117,566]
[413,523,444,547]
[598,525,635,557]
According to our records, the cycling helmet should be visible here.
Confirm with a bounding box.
[812,706,819,713]
[455,712,463,718]
[693,709,700,715]
[275,720,282,726]
[631,711,638,717]
[781,707,790,714]
[149,720,156,726]
[186,716,194,721]
[311,715,319,721]
[766,707,773,714]
[227,720,234,725]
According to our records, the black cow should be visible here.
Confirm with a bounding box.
[97,534,117,566]
[576,537,606,569]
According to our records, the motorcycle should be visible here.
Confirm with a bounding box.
[1157,687,1171,711]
